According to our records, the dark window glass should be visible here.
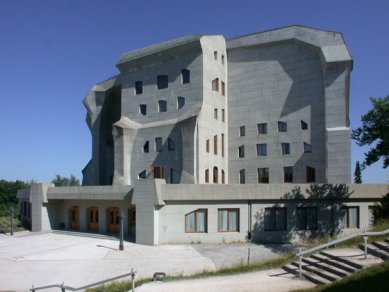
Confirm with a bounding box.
[257,168,269,183]
[139,104,147,115]
[257,123,267,134]
[218,209,239,232]
[238,145,244,158]
[284,166,293,183]
[306,166,316,183]
[212,78,219,91]
[182,69,190,84]
[304,142,312,153]
[143,141,149,153]
[239,126,245,137]
[297,207,318,230]
[256,144,267,156]
[157,75,168,89]
[213,167,218,184]
[138,170,146,179]
[155,137,163,152]
[301,120,308,130]
[278,121,287,132]
[281,143,290,155]
[168,138,175,151]
[239,169,245,184]
[135,81,143,95]
[264,208,287,231]
[158,100,167,112]
[205,169,209,183]
[153,165,164,178]
[177,96,185,109]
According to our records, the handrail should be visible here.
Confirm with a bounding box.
[31,269,136,292]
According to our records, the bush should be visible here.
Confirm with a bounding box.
[0,216,22,233]
[373,193,389,223]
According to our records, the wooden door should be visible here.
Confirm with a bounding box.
[70,206,80,230]
[108,207,120,234]
[88,207,99,232]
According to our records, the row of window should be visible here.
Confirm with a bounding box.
[142,138,175,153]
[213,108,225,122]
[185,208,238,233]
[134,69,190,95]
[206,134,225,157]
[138,166,180,184]
[239,120,309,136]
[238,142,312,158]
[204,167,225,184]
[139,96,186,115]
[238,166,316,184]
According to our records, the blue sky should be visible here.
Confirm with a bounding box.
[0,0,388,183]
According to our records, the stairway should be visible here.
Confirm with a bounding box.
[282,240,388,285]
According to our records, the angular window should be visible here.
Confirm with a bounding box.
[157,75,168,89]
[281,143,290,155]
[135,81,143,95]
[155,137,163,152]
[278,121,287,132]
[221,109,225,122]
[239,125,245,137]
[213,166,218,184]
[206,139,210,153]
[304,142,312,153]
[158,100,167,112]
[218,209,239,232]
[205,169,209,183]
[143,141,149,153]
[238,145,244,158]
[306,166,316,183]
[171,168,180,184]
[239,169,245,184]
[301,120,308,130]
[212,78,219,91]
[139,104,147,116]
[256,143,267,156]
[214,135,217,155]
[221,170,225,184]
[221,81,225,96]
[257,123,267,134]
[214,108,218,119]
[221,134,224,157]
[221,54,225,65]
[265,207,287,231]
[181,69,190,84]
[213,51,218,60]
[297,207,318,230]
[257,168,269,184]
[168,138,175,151]
[284,166,293,183]
[185,209,207,233]
[177,96,185,109]
[340,207,359,228]
[138,170,147,179]
[152,165,164,178]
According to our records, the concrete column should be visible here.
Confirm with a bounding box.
[30,183,54,232]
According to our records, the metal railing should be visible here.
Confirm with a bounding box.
[296,228,389,277]
[31,269,136,292]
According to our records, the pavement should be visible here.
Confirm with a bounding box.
[0,231,313,292]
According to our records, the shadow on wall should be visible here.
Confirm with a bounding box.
[252,184,354,244]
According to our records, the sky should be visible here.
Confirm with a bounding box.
[0,0,388,184]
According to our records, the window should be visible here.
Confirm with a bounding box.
[238,145,244,158]
[278,121,287,132]
[301,120,308,130]
[185,209,207,233]
[171,168,180,184]
[218,209,239,232]
[221,54,225,65]
[239,125,245,137]
[221,109,225,122]
[138,170,146,179]
[221,134,224,157]
[155,137,163,152]
[221,81,225,96]
[139,104,147,115]
[181,69,190,84]
[212,78,219,91]
[168,138,175,150]
[304,142,312,153]
[206,139,210,153]
[306,166,316,183]
[257,168,269,183]
[177,96,185,109]
[157,75,168,89]
[135,81,143,95]
[213,51,218,60]
[152,165,164,178]
[257,123,267,134]
[264,207,287,231]
[284,166,293,183]
[297,207,318,230]
[340,207,359,228]
[281,143,290,155]
[213,167,218,184]
[256,143,267,156]
[158,100,167,112]
[205,169,209,183]
[143,141,149,153]
[214,135,217,155]
[221,170,225,184]
[239,169,245,184]
[214,108,218,119]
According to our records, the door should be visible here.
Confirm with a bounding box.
[70,206,80,230]
[108,207,120,234]
[88,207,99,232]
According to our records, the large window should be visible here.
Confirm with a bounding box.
[238,145,244,158]
[158,100,167,112]
[239,169,245,184]
[281,143,290,155]
[306,166,316,183]
[256,143,267,156]
[278,121,287,132]
[257,168,269,184]
[257,123,267,134]
[264,207,287,231]
[340,207,359,228]
[157,75,168,89]
[218,209,239,232]
[155,137,163,152]
[297,207,318,230]
[185,209,207,233]
[181,69,190,84]
[135,81,143,95]
[284,166,293,183]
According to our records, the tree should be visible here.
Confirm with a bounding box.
[0,180,30,217]
[354,161,362,183]
[51,175,80,187]
[352,96,389,168]
[373,193,389,222]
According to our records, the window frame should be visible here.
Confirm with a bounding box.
[239,125,245,137]
[135,81,143,95]
[257,167,269,184]
[212,78,219,91]
[281,143,291,155]
[238,145,245,158]
[256,143,267,156]
[157,75,168,90]
[278,121,287,132]
[143,141,149,153]
[181,69,190,84]
[306,166,316,183]
[158,100,167,113]
[205,169,209,183]
[301,120,308,130]
[138,170,147,179]
[185,209,208,233]
[139,104,147,116]
[214,135,217,155]
[239,169,245,184]
[218,208,240,232]
[264,207,287,231]
[340,206,359,229]
[257,123,267,134]
[296,207,318,230]
[304,142,312,153]
[284,166,293,183]
[177,96,185,109]
[152,165,164,179]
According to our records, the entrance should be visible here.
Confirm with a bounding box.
[88,207,99,232]
[70,206,80,230]
[108,207,120,234]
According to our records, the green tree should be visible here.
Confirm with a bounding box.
[373,193,389,222]
[51,174,80,187]
[0,180,30,216]
[352,96,389,168]
[354,161,362,183]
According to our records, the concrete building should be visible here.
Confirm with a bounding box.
[18,26,388,245]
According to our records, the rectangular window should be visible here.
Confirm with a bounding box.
[221,81,225,96]
[304,142,312,153]
[185,209,207,233]
[177,96,185,109]
[222,170,225,184]
[264,207,287,231]
[168,138,175,150]
[205,169,209,183]
[214,108,218,119]
[239,169,245,184]
[218,209,239,232]
[206,139,210,153]
[214,135,217,155]
[256,143,267,156]
[171,168,180,184]
[257,168,269,183]
[181,69,190,84]
[284,166,293,183]
[221,54,225,65]
[152,165,164,178]
[297,207,318,230]
[257,123,267,134]
[278,121,287,132]
[139,104,147,115]
[221,134,224,157]
[143,141,149,153]
[212,78,219,91]
[306,166,316,183]
[157,75,168,89]
[281,143,290,155]
[239,126,245,137]
[301,120,308,130]
[135,81,143,95]
[214,51,218,60]
[238,145,244,158]
[155,137,163,152]
[222,109,225,122]
[340,207,359,228]
[158,100,167,112]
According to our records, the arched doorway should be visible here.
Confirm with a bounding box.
[88,207,99,232]
[70,206,80,230]
[107,207,120,234]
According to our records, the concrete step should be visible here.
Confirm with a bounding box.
[303,257,350,277]
[320,251,363,269]
[310,253,357,273]
[291,261,341,282]
[360,243,389,260]
[282,264,332,285]
[372,241,389,253]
